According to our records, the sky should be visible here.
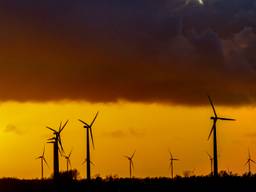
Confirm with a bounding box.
[0,0,256,178]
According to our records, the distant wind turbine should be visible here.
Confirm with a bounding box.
[78,112,98,181]
[36,145,49,180]
[124,151,136,178]
[207,152,213,175]
[63,149,73,172]
[169,152,179,179]
[245,149,255,175]
[208,96,235,177]
[47,120,68,180]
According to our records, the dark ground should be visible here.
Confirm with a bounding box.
[1,174,256,192]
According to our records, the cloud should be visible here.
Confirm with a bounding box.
[0,0,255,105]
[4,124,23,135]
[104,128,144,138]
[104,130,126,138]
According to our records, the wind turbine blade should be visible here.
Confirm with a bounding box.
[208,124,215,140]
[82,159,86,165]
[58,137,64,152]
[90,161,95,166]
[78,119,90,127]
[69,149,73,158]
[59,121,62,132]
[131,160,134,170]
[245,160,249,166]
[43,145,45,156]
[173,158,179,161]
[251,159,256,164]
[207,152,212,159]
[90,127,95,149]
[170,152,173,159]
[168,149,172,158]
[124,155,130,159]
[218,117,235,121]
[131,150,136,159]
[208,96,217,117]
[47,141,55,144]
[43,158,49,168]
[90,112,99,127]
[47,137,55,141]
[46,127,56,132]
[68,159,72,168]
[35,156,41,160]
[60,120,69,133]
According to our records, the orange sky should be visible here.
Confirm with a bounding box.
[0,1,256,180]
[0,101,255,179]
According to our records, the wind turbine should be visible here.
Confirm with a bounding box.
[36,145,49,179]
[207,152,213,175]
[63,149,72,172]
[208,96,235,177]
[245,149,255,175]
[47,120,68,180]
[169,152,179,179]
[124,151,136,178]
[78,112,98,180]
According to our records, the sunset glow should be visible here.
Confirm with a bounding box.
[0,0,256,182]
[0,101,254,178]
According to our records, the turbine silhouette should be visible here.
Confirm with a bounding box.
[124,151,136,178]
[208,96,235,177]
[169,152,179,179]
[207,152,213,175]
[245,149,255,175]
[36,145,49,180]
[78,112,98,180]
[47,120,68,180]
[63,149,72,172]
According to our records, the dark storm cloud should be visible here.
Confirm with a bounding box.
[0,0,256,105]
